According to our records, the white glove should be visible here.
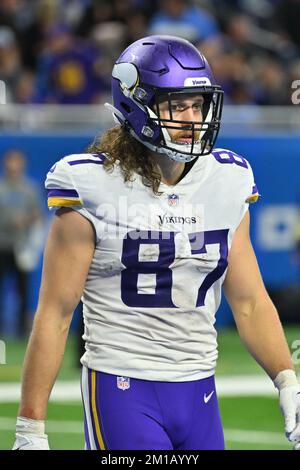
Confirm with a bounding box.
[12,416,50,450]
[274,369,300,450]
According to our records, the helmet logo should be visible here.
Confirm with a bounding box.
[141,125,154,138]
[184,77,211,87]
[112,62,139,91]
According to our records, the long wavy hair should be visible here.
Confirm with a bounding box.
[86,125,162,195]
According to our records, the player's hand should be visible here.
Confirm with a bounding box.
[274,370,300,450]
[12,416,50,450]
[13,433,49,450]
[279,385,300,448]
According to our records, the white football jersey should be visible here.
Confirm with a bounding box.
[45,148,259,381]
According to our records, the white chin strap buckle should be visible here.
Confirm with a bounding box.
[160,147,198,163]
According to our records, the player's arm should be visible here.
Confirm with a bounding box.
[224,210,293,378]
[13,208,95,449]
[223,210,300,447]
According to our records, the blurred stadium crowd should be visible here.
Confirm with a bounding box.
[1,0,300,106]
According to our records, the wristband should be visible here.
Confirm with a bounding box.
[16,416,46,436]
[274,369,298,390]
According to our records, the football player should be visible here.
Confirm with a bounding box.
[13,36,300,450]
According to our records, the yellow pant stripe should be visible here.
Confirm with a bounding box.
[91,370,106,450]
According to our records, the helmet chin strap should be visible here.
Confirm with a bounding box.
[129,128,198,163]
[104,102,125,124]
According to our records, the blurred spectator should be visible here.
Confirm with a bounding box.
[275,0,300,47]
[0,0,37,71]
[212,0,280,22]
[222,52,255,104]
[0,0,298,106]
[60,0,91,29]
[0,26,24,103]
[198,38,256,104]
[125,12,148,44]
[0,0,35,33]
[19,0,63,70]
[14,70,36,104]
[224,13,294,60]
[0,150,43,337]
[34,23,108,104]
[253,57,290,105]
[91,22,127,61]
[114,0,138,23]
[76,0,115,38]
[148,0,220,43]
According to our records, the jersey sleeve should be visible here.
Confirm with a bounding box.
[245,162,260,204]
[237,157,260,228]
[212,148,260,233]
[45,157,99,241]
[244,161,260,205]
[45,158,84,209]
[212,148,260,208]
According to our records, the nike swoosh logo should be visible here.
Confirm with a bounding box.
[204,391,215,404]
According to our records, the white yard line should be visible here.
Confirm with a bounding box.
[0,381,81,403]
[225,429,290,446]
[0,417,291,447]
[216,375,279,397]
[0,375,281,403]
[0,417,83,434]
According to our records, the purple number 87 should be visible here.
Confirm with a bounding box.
[121,229,229,308]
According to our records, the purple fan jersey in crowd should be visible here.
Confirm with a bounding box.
[35,40,106,104]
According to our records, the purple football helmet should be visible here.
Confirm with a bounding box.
[107,35,223,163]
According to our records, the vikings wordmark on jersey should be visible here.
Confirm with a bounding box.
[46,149,259,382]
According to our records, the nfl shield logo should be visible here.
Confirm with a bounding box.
[117,376,130,391]
[168,194,179,206]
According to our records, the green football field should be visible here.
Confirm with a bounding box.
[1,326,299,450]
